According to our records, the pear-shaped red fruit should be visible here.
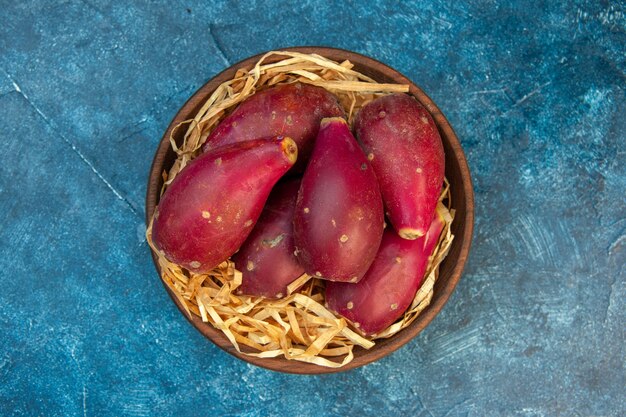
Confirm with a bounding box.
[233,178,305,299]
[355,93,445,239]
[203,83,344,172]
[293,117,384,282]
[152,136,297,273]
[325,203,446,336]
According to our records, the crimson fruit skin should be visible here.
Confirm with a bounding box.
[232,179,305,299]
[293,117,384,283]
[355,93,445,239]
[152,137,298,273]
[325,205,446,336]
[202,82,345,172]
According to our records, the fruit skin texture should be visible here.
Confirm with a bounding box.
[293,117,384,283]
[202,82,345,172]
[232,178,305,299]
[152,137,298,273]
[325,204,446,336]
[354,93,445,239]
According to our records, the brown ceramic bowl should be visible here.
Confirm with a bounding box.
[146,47,474,374]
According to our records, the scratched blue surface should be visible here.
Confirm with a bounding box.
[1,1,624,416]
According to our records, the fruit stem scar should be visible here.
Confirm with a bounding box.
[320,116,347,127]
[262,233,285,248]
[398,227,423,240]
[280,137,298,164]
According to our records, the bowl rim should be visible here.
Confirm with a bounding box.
[145,46,474,374]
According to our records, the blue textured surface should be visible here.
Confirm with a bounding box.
[1,1,624,415]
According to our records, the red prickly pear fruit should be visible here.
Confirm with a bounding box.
[152,136,298,273]
[293,117,384,283]
[325,204,446,336]
[355,93,445,239]
[202,83,345,172]
[232,178,305,299]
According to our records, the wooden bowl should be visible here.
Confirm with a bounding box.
[146,47,474,374]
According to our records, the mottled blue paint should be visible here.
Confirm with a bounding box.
[0,1,624,416]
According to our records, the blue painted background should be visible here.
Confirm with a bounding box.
[1,1,624,416]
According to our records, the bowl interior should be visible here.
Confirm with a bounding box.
[145,47,474,374]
